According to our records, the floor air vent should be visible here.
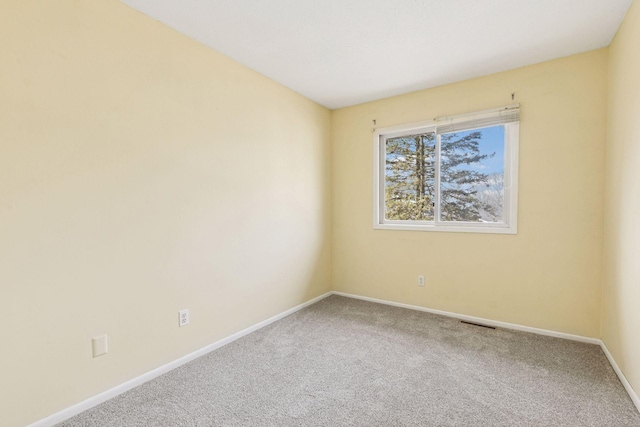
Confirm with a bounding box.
[460,320,496,329]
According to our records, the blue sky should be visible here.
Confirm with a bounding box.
[444,125,504,174]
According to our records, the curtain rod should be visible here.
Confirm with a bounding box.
[434,103,520,122]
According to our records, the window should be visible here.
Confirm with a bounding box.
[373,105,519,234]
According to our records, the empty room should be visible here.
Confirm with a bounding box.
[2,0,640,426]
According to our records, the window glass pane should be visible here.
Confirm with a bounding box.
[439,125,505,223]
[385,132,436,221]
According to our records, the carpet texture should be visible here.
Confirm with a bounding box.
[59,296,640,426]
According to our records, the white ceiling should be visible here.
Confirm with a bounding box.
[120,0,632,109]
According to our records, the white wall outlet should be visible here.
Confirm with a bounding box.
[179,309,190,327]
[418,275,425,287]
[92,334,108,358]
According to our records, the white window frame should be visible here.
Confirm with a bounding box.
[373,107,519,234]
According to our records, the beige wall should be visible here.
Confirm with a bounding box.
[0,1,331,426]
[331,50,608,338]
[602,0,640,401]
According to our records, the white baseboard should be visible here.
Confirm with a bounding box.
[599,340,640,413]
[27,290,639,426]
[27,291,333,427]
[332,291,600,344]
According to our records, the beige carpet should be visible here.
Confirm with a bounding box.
[59,295,640,426]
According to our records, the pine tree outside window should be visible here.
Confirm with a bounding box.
[373,106,519,234]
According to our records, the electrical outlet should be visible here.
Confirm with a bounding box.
[92,335,108,358]
[418,275,425,287]
[179,309,190,327]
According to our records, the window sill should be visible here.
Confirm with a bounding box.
[373,223,517,234]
